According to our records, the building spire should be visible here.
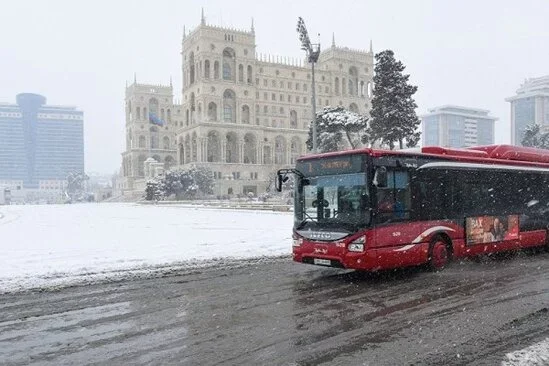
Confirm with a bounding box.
[183,25,186,39]
[332,32,336,48]
[251,17,255,34]
[169,76,173,88]
[134,72,137,84]
[201,7,205,25]
[369,39,373,53]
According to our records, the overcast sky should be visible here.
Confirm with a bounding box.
[1,0,548,174]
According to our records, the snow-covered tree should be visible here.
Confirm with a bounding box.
[521,123,549,149]
[147,166,214,200]
[65,172,89,202]
[187,165,214,196]
[306,106,370,153]
[369,50,420,150]
[145,179,165,201]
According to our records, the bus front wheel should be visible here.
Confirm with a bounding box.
[428,237,450,271]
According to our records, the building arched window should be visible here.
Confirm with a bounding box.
[150,126,159,149]
[189,52,195,84]
[223,48,236,81]
[204,60,211,79]
[349,66,359,96]
[184,135,191,164]
[208,102,217,121]
[214,61,220,79]
[149,98,159,120]
[163,136,170,149]
[226,132,238,163]
[342,78,346,95]
[167,109,171,123]
[335,77,340,95]
[238,64,244,82]
[247,65,252,83]
[243,133,257,164]
[137,155,146,177]
[241,105,250,124]
[223,89,236,122]
[139,135,146,148]
[290,110,297,128]
[275,136,286,164]
[207,131,221,162]
[190,93,196,124]
[136,107,141,119]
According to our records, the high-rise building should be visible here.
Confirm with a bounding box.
[0,93,84,189]
[506,76,549,145]
[117,12,374,197]
[421,105,496,148]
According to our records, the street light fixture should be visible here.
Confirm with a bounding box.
[296,17,320,153]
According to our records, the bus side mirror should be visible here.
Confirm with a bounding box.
[275,172,286,192]
[373,166,387,187]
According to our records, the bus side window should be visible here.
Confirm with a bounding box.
[420,171,448,220]
[376,170,411,221]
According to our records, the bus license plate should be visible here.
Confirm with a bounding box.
[313,258,331,266]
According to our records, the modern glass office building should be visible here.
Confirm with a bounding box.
[0,93,84,189]
[506,76,549,145]
[421,105,496,148]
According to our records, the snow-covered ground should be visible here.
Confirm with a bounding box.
[0,203,293,293]
[503,338,549,365]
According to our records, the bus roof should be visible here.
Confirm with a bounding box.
[296,144,549,169]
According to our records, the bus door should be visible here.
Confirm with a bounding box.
[373,167,417,247]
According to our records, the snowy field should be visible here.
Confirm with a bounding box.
[0,203,293,293]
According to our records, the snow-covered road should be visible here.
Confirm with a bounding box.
[0,203,293,293]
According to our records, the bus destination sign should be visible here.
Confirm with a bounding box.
[297,155,364,176]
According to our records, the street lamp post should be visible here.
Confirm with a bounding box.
[297,17,320,153]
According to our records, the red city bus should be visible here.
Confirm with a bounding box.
[276,144,549,271]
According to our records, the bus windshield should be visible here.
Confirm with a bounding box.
[295,172,370,231]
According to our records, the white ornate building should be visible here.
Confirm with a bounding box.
[116,12,374,198]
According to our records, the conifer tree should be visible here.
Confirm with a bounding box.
[369,50,420,149]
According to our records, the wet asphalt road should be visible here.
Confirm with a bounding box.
[1,252,549,366]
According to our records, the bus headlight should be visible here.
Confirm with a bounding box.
[348,236,365,252]
[293,236,303,247]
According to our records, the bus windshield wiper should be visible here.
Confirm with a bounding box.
[296,211,316,229]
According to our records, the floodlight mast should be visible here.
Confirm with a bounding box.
[296,17,320,153]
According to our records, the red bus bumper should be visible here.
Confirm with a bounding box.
[293,242,430,271]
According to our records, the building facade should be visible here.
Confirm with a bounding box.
[118,14,373,197]
[119,82,179,194]
[506,76,549,145]
[0,93,84,190]
[421,105,496,148]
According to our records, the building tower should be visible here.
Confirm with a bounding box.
[506,76,549,145]
[176,12,374,196]
[119,79,179,195]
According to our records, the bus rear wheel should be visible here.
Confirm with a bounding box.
[428,237,450,271]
